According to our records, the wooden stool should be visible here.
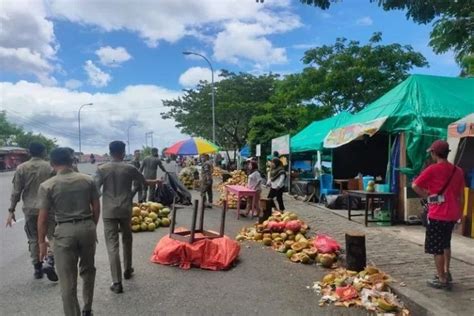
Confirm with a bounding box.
[169,198,227,243]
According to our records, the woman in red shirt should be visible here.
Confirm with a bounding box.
[413,140,465,290]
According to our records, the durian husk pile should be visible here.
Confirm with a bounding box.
[216,170,248,208]
[235,211,338,266]
[313,266,410,315]
[130,202,171,233]
[212,167,223,177]
[179,166,197,189]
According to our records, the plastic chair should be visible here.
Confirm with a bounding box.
[319,174,339,203]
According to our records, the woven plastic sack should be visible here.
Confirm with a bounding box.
[150,234,240,270]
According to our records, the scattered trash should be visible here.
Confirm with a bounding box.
[313,266,410,315]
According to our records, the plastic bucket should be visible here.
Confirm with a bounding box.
[375,184,390,193]
[362,176,374,190]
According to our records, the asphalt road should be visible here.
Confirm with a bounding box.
[0,163,365,316]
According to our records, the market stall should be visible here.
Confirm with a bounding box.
[447,114,474,238]
[290,112,352,201]
[324,74,474,224]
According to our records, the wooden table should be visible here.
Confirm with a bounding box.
[346,190,396,226]
[225,185,257,219]
[334,179,349,191]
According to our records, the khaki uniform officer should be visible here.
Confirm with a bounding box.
[200,154,214,208]
[140,147,166,202]
[6,142,57,281]
[95,141,159,294]
[38,147,101,316]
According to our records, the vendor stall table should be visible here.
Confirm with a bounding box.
[346,190,396,226]
[225,185,257,219]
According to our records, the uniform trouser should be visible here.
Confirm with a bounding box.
[24,213,56,265]
[200,181,213,204]
[131,182,144,202]
[143,183,156,202]
[103,217,132,283]
[54,220,97,316]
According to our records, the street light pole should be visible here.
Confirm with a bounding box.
[127,124,136,155]
[78,103,93,157]
[182,51,216,144]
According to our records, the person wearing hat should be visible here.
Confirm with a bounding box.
[37,147,101,316]
[412,140,465,290]
[6,142,58,282]
[200,153,214,208]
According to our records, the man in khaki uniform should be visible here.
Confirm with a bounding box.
[37,147,100,316]
[6,142,57,281]
[95,141,159,294]
[200,154,214,208]
[140,147,166,201]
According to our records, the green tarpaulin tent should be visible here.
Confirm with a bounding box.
[324,74,474,174]
[291,112,352,153]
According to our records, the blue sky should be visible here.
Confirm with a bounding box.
[0,0,459,153]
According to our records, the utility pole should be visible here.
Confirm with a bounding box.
[145,131,154,148]
[127,124,136,155]
[78,103,93,158]
[182,51,216,144]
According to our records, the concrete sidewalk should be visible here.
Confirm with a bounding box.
[282,194,474,315]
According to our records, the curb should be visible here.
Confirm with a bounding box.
[301,202,459,315]
[390,284,457,316]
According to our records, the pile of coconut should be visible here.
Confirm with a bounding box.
[236,211,339,267]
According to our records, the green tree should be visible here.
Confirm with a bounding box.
[0,111,57,152]
[161,71,278,151]
[299,0,473,64]
[289,33,427,113]
[460,54,474,77]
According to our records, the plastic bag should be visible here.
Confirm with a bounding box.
[313,234,341,253]
[155,182,175,206]
[335,285,359,301]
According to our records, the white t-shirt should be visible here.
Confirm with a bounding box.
[247,171,263,192]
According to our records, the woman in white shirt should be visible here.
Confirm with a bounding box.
[267,158,286,211]
[246,161,262,217]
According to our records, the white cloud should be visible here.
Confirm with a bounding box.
[213,15,299,65]
[356,16,373,26]
[84,60,112,87]
[96,46,131,67]
[49,0,300,65]
[64,79,83,90]
[292,43,319,50]
[0,0,57,84]
[0,81,184,153]
[179,67,223,87]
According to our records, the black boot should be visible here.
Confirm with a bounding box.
[42,255,58,282]
[124,268,134,280]
[33,263,43,279]
[110,282,123,294]
[82,310,93,316]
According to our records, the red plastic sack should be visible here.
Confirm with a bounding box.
[335,285,359,301]
[150,234,240,270]
[313,234,341,253]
